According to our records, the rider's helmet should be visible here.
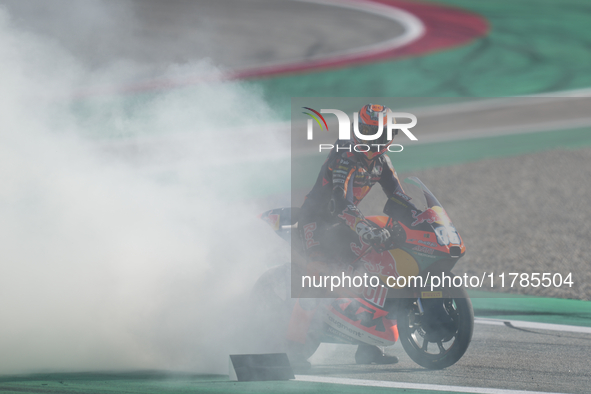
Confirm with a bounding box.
[353,104,397,161]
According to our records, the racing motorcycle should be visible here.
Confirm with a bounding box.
[254,177,473,369]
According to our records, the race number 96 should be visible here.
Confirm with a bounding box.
[434,225,460,245]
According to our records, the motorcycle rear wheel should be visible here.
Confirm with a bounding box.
[397,286,474,370]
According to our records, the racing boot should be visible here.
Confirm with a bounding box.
[286,341,312,371]
[355,344,399,365]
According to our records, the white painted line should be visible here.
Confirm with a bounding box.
[296,375,568,394]
[249,0,425,65]
[475,317,591,334]
[534,86,591,97]
[76,0,424,96]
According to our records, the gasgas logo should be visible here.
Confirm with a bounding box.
[302,107,418,153]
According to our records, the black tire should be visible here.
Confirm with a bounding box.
[397,286,474,370]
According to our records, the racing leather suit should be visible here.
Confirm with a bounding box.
[298,139,409,267]
[287,139,411,353]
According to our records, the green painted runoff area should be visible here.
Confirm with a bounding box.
[1,293,588,394]
[250,0,591,118]
[0,373,475,394]
[1,291,589,394]
[470,290,591,327]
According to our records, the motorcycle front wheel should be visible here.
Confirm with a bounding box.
[397,286,474,370]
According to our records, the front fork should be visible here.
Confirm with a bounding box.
[416,297,425,314]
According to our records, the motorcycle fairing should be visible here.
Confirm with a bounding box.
[403,177,465,254]
[400,222,452,252]
[376,248,421,288]
[384,179,466,258]
[320,323,366,345]
[324,297,398,346]
[259,207,299,243]
[348,238,422,291]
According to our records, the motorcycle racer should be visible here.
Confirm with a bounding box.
[291,104,415,366]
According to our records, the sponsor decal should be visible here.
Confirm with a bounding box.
[395,190,411,201]
[415,252,437,259]
[417,239,438,248]
[341,260,389,308]
[353,185,371,201]
[421,291,443,298]
[325,312,362,338]
[325,325,361,344]
[388,196,408,208]
[330,298,396,343]
[411,208,441,226]
[264,213,280,231]
[338,207,361,229]
[362,285,388,308]
[303,222,320,249]
[412,245,435,255]
[350,243,398,278]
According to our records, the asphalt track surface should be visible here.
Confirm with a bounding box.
[304,319,591,394]
[0,0,408,75]
[1,1,591,393]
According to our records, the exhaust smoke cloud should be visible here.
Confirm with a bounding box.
[0,5,288,374]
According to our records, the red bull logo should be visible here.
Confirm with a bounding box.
[411,208,441,226]
[264,213,280,231]
[338,210,359,229]
[303,222,319,249]
[353,185,370,201]
[350,243,398,277]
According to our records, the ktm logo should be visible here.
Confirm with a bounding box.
[334,298,390,333]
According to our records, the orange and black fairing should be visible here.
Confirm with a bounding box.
[326,297,399,346]
[259,207,299,242]
[383,192,466,260]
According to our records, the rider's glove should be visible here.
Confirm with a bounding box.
[356,222,391,251]
[388,221,406,246]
